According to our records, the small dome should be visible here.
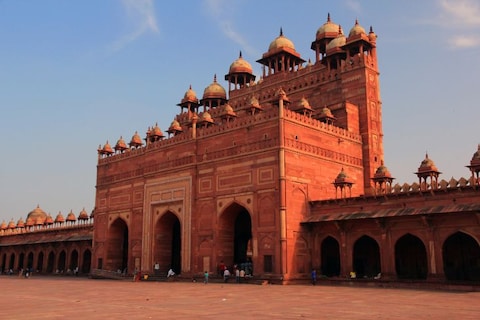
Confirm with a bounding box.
[114,136,128,152]
[251,96,260,107]
[27,205,47,223]
[181,85,199,104]
[129,131,143,148]
[101,141,114,155]
[222,104,237,117]
[149,123,165,139]
[326,26,346,51]
[66,210,77,222]
[268,28,295,52]
[229,51,253,74]
[78,208,89,220]
[319,106,334,118]
[45,214,54,225]
[8,219,15,229]
[201,111,214,123]
[168,119,183,133]
[374,163,392,178]
[203,75,227,100]
[55,211,65,223]
[16,218,25,228]
[297,97,313,111]
[348,19,366,38]
[418,153,439,172]
[0,220,7,230]
[316,13,340,40]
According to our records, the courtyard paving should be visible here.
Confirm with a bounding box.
[1,276,480,319]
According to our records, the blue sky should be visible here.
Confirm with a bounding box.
[1,0,479,222]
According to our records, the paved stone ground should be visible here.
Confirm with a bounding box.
[1,276,480,319]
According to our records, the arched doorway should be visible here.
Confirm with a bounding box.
[107,218,129,272]
[352,235,381,278]
[321,236,341,277]
[218,203,252,273]
[154,211,181,275]
[47,251,55,273]
[9,253,15,271]
[18,253,25,270]
[395,234,427,279]
[58,250,66,273]
[82,249,92,274]
[443,232,480,281]
[70,250,79,271]
[27,252,34,271]
[37,252,44,272]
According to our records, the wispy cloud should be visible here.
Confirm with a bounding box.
[203,0,258,57]
[439,0,480,26]
[344,0,362,15]
[434,0,480,49]
[109,0,159,52]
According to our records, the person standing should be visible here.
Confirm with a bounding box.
[223,268,230,283]
[154,262,160,275]
[311,269,317,286]
[204,271,209,284]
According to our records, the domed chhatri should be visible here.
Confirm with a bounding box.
[78,208,89,220]
[26,205,47,224]
[181,85,199,105]
[203,74,227,100]
[55,211,65,223]
[229,51,253,74]
[129,131,143,149]
[326,26,346,52]
[348,19,366,38]
[268,28,296,52]
[114,136,128,153]
[66,210,77,222]
[315,13,340,40]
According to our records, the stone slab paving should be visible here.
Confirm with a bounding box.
[1,276,480,319]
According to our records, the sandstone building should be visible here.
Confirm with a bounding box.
[1,15,479,284]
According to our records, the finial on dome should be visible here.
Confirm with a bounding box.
[355,18,359,25]
[327,13,331,22]
[338,25,343,35]
[189,84,192,89]
[280,27,283,36]
[239,50,242,58]
[213,74,217,82]
[370,26,373,33]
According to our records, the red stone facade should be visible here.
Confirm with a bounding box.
[0,207,93,275]
[1,15,479,284]
[93,16,386,281]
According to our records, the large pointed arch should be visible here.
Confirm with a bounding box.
[106,218,129,272]
[352,235,381,278]
[395,233,427,279]
[154,211,181,275]
[443,231,480,281]
[217,202,252,271]
[321,236,341,277]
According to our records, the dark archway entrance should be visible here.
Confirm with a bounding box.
[47,252,55,273]
[27,252,34,271]
[58,251,66,272]
[154,211,181,274]
[9,253,15,271]
[218,203,252,272]
[107,218,129,272]
[352,235,381,278]
[395,233,427,279]
[70,250,79,271]
[82,249,92,274]
[37,252,44,272]
[321,236,341,277]
[443,232,480,281]
[19,253,25,270]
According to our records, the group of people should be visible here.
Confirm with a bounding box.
[217,261,252,283]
